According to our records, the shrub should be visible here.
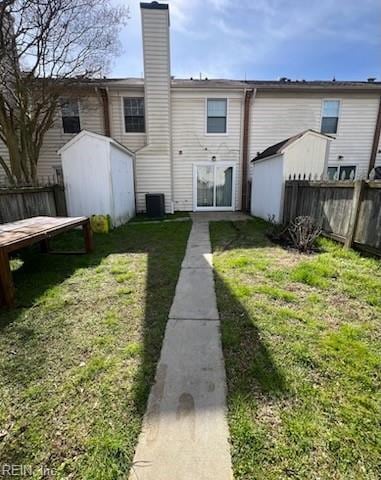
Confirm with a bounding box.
[267,215,322,253]
[288,216,322,253]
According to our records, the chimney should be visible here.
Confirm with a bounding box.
[138,2,173,212]
[140,2,171,147]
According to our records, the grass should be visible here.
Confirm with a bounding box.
[0,221,190,479]
[211,218,381,480]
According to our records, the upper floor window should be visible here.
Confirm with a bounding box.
[207,99,227,134]
[321,100,340,134]
[60,98,81,134]
[124,97,145,133]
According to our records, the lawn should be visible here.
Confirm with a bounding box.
[211,219,381,480]
[0,221,190,479]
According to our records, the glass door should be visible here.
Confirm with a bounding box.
[196,165,214,207]
[195,164,234,210]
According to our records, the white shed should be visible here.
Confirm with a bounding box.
[250,130,332,223]
[59,130,135,227]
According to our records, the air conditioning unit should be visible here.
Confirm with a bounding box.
[146,193,165,218]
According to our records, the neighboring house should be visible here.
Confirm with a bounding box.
[1,1,381,213]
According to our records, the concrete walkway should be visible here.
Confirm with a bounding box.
[129,215,233,480]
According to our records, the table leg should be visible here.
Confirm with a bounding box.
[39,239,50,253]
[0,249,15,308]
[82,221,94,253]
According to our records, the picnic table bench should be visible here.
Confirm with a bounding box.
[0,216,93,308]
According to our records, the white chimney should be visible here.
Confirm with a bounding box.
[138,2,173,213]
[140,2,171,148]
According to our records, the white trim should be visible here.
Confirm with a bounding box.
[204,97,229,136]
[192,161,237,211]
[121,96,146,135]
[320,98,341,136]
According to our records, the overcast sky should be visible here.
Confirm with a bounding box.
[110,0,381,81]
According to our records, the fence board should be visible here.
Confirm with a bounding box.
[0,186,67,224]
[284,180,381,255]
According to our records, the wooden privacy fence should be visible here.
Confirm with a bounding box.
[0,185,67,224]
[283,180,381,256]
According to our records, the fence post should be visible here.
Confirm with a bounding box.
[289,181,299,222]
[53,184,67,217]
[344,180,365,249]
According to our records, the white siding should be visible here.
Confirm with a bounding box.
[0,92,105,181]
[283,133,329,179]
[171,89,243,211]
[109,88,147,152]
[251,155,284,222]
[135,6,172,212]
[249,92,380,179]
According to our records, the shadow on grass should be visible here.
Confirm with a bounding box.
[211,219,288,398]
[0,221,190,476]
[215,269,287,398]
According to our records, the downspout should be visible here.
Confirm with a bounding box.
[368,95,381,176]
[99,87,111,137]
[241,88,255,212]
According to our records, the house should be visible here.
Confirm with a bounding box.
[1,1,381,213]
[250,130,332,222]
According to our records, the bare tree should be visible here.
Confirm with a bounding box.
[0,0,128,184]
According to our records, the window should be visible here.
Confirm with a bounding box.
[321,100,340,134]
[124,97,145,133]
[60,98,80,134]
[327,165,356,180]
[207,99,227,134]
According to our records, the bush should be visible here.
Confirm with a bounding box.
[288,216,322,253]
[267,215,322,253]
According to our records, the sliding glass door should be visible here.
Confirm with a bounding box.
[194,163,235,210]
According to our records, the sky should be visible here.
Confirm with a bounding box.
[110,0,381,81]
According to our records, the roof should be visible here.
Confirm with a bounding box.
[251,130,332,162]
[57,130,135,156]
[171,79,247,89]
[100,77,381,91]
[44,77,381,92]
[245,79,381,91]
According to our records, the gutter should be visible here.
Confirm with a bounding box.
[99,87,111,137]
[241,88,255,212]
[368,95,381,176]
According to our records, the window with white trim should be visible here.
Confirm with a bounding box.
[124,97,145,133]
[207,99,227,133]
[321,100,340,134]
[327,165,356,180]
[60,98,81,134]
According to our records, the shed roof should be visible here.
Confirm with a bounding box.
[57,130,135,156]
[251,130,332,162]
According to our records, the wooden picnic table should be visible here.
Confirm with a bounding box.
[0,216,93,308]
